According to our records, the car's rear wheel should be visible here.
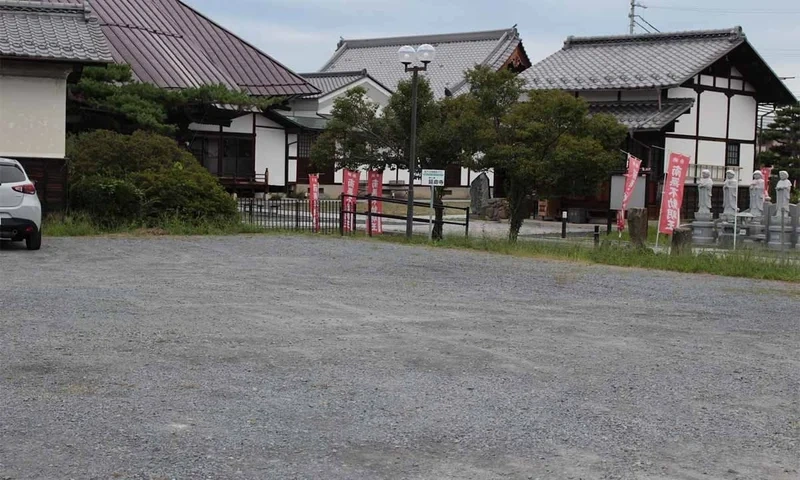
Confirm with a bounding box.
[26,230,41,250]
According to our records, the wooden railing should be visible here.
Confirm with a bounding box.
[686,164,743,184]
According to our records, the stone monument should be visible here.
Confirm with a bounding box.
[745,171,767,243]
[722,170,739,221]
[749,171,766,218]
[775,170,792,216]
[768,171,794,249]
[470,172,490,215]
[718,170,739,247]
[692,169,715,245]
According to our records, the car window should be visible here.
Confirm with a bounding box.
[0,164,26,184]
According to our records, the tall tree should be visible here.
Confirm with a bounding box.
[68,64,278,141]
[759,104,800,187]
[311,78,469,239]
[460,67,627,241]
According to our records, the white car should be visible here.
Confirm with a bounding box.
[0,158,42,250]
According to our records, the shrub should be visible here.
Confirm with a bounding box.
[133,165,237,222]
[68,130,236,224]
[69,176,144,225]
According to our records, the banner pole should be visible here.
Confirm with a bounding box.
[655,173,667,250]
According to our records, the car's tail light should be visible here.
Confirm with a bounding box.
[12,184,36,195]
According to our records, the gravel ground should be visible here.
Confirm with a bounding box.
[0,236,798,480]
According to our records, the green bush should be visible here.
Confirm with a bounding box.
[133,165,237,221]
[69,176,144,225]
[68,130,236,224]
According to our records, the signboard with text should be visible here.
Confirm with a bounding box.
[421,169,445,187]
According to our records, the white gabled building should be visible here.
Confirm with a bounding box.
[522,27,796,217]
[308,27,532,197]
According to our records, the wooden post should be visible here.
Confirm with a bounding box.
[628,208,649,249]
[671,227,693,256]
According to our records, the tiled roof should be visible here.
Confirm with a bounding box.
[523,27,746,91]
[45,0,318,97]
[589,99,695,132]
[0,0,112,63]
[300,70,393,99]
[319,27,528,99]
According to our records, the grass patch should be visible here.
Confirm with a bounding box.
[371,234,800,283]
[42,213,800,283]
[43,212,265,237]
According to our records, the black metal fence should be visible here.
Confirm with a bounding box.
[341,194,470,237]
[238,197,341,234]
[239,195,471,237]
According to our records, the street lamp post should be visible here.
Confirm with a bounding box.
[398,44,436,239]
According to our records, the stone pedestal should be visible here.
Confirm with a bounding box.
[744,218,765,244]
[691,212,715,245]
[717,221,737,248]
[767,222,793,250]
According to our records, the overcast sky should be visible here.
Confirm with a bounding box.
[184,0,800,98]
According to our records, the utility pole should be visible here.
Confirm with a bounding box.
[629,0,646,34]
[629,0,635,34]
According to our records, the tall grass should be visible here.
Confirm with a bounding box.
[374,234,800,283]
[43,212,265,237]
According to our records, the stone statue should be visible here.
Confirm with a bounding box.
[722,170,739,218]
[749,171,766,218]
[775,170,792,216]
[697,169,713,215]
[470,172,491,215]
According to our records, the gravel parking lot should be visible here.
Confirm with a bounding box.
[1,236,798,479]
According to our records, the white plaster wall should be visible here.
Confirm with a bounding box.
[697,140,726,167]
[0,75,66,158]
[728,95,756,141]
[288,158,297,183]
[698,91,727,139]
[288,98,320,117]
[190,113,255,134]
[256,115,282,128]
[256,128,285,185]
[317,79,391,116]
[667,87,697,135]
[730,79,744,90]
[699,75,714,87]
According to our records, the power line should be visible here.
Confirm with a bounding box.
[647,5,800,14]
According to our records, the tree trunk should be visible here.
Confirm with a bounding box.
[627,208,649,249]
[671,227,693,256]
[433,186,445,241]
[507,179,529,242]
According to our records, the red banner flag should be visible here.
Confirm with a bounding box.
[308,174,320,233]
[760,166,773,199]
[367,170,383,235]
[342,169,361,233]
[617,154,642,232]
[658,153,691,235]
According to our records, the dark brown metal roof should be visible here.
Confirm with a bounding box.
[45,0,318,97]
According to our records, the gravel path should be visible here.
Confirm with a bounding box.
[0,236,798,479]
